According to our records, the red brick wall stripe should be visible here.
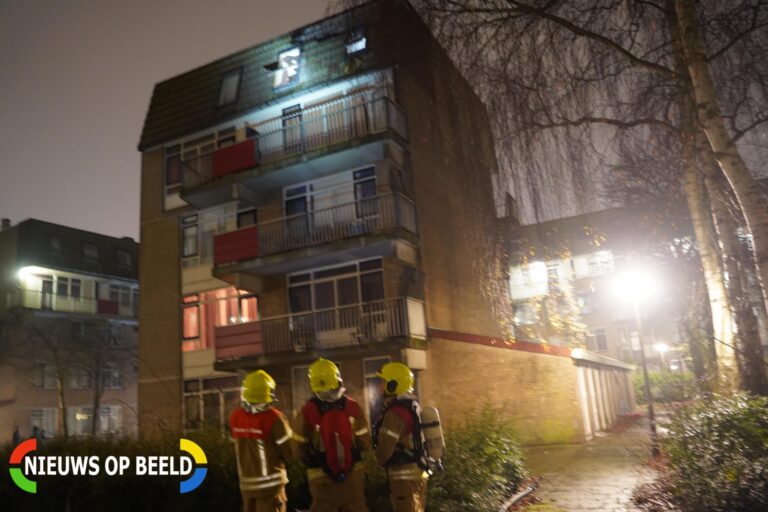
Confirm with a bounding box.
[427,329,572,358]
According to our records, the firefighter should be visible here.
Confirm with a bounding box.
[374,362,429,512]
[230,370,293,512]
[293,358,370,512]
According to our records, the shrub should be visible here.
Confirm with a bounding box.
[632,370,697,404]
[637,394,768,512]
[428,405,527,512]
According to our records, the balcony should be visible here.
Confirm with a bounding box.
[4,289,137,318]
[213,193,418,276]
[181,93,408,209]
[215,297,426,361]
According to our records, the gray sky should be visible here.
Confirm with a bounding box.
[0,0,328,241]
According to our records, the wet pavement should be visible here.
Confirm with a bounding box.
[521,415,654,512]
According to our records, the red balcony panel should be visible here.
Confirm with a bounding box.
[215,322,263,359]
[212,139,258,178]
[214,226,259,265]
[97,300,119,315]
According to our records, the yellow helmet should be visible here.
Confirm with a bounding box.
[377,362,414,396]
[241,370,276,404]
[308,358,342,393]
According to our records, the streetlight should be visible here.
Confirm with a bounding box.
[612,268,661,457]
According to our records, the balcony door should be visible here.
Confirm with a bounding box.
[41,277,53,310]
[282,105,303,156]
[287,259,385,349]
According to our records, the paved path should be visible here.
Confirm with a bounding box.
[521,416,654,512]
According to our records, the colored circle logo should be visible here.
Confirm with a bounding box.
[179,438,207,494]
[9,438,37,493]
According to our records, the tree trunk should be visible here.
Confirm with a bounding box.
[676,0,768,318]
[669,4,735,390]
[91,351,102,435]
[55,355,69,438]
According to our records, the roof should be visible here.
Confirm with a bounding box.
[138,1,385,151]
[8,219,139,282]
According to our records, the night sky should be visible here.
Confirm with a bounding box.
[0,0,328,241]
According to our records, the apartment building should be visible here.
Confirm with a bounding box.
[509,206,689,368]
[137,0,633,443]
[0,218,139,440]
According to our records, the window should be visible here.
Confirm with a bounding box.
[109,285,120,303]
[56,277,69,297]
[586,328,608,352]
[218,69,242,107]
[183,295,200,340]
[98,406,122,434]
[83,243,99,260]
[273,47,301,89]
[33,363,56,389]
[30,409,56,439]
[513,303,538,326]
[71,278,82,299]
[119,286,131,308]
[576,293,592,315]
[182,215,199,258]
[102,363,122,390]
[237,209,258,229]
[354,167,377,218]
[287,259,384,314]
[68,407,93,436]
[363,357,390,423]
[49,236,61,253]
[346,29,367,55]
[70,367,92,389]
[117,249,132,268]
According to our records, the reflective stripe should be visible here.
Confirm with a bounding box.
[239,469,287,483]
[240,476,286,491]
[275,427,293,445]
[293,433,308,443]
[382,428,400,440]
[257,439,268,476]
[387,466,428,481]
[355,427,369,436]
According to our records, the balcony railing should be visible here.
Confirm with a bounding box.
[215,297,425,360]
[182,93,408,189]
[4,289,138,318]
[214,193,418,266]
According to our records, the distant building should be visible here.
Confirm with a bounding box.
[509,206,690,369]
[0,218,139,440]
[137,0,633,443]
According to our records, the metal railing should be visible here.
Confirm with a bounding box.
[257,193,417,258]
[261,297,414,353]
[215,297,421,358]
[4,289,138,318]
[182,93,407,189]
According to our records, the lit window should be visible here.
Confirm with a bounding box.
[218,69,242,107]
[346,29,367,55]
[183,295,200,340]
[273,47,301,88]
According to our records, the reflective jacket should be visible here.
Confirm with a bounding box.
[230,406,294,496]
